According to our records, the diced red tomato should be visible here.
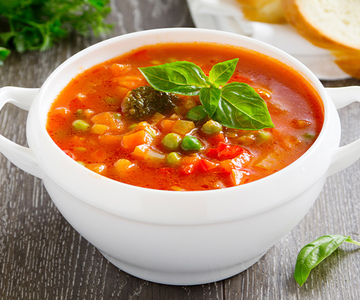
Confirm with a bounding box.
[179,156,200,175]
[131,49,151,61]
[63,150,76,160]
[206,142,244,160]
[199,159,219,172]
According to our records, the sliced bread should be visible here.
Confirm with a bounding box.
[282,0,360,52]
[282,0,360,78]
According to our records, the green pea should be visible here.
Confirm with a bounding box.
[162,133,182,150]
[72,119,90,131]
[181,135,202,151]
[166,152,182,166]
[202,120,222,135]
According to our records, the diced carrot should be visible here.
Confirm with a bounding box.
[230,169,250,186]
[219,160,233,173]
[132,144,148,159]
[122,130,152,150]
[98,134,123,147]
[85,163,107,175]
[91,124,109,134]
[91,112,123,131]
[114,159,135,173]
[160,119,176,133]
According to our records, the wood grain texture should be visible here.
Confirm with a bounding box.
[0,1,359,299]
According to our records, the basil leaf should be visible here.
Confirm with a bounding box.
[187,105,208,121]
[212,82,274,130]
[139,61,209,96]
[209,58,238,87]
[294,235,360,286]
[199,86,221,118]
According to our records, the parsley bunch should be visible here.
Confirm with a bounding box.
[0,0,113,65]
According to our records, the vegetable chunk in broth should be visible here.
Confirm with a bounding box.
[46,42,324,191]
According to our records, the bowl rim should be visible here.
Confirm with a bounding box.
[30,27,335,224]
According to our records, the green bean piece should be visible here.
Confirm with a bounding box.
[257,130,272,143]
[181,135,202,151]
[166,152,182,166]
[304,132,316,139]
[202,120,223,135]
[162,133,182,150]
[72,119,90,131]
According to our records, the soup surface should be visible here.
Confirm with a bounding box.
[47,42,324,191]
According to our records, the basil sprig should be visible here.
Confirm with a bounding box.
[294,234,360,286]
[139,59,274,130]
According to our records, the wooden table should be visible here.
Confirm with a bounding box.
[1,1,359,299]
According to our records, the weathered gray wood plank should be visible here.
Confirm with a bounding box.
[0,1,359,299]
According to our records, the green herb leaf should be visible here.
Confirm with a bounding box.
[212,82,274,130]
[294,235,360,286]
[139,61,209,96]
[187,105,208,121]
[0,0,113,65]
[139,59,274,130]
[199,86,221,117]
[209,58,238,87]
[0,47,11,66]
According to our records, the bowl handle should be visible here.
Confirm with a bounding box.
[0,86,43,179]
[326,86,360,176]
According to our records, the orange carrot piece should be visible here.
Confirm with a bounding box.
[160,119,176,133]
[122,130,152,150]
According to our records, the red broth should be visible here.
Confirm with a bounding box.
[46,42,324,191]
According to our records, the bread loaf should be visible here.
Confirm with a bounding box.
[236,0,286,23]
[282,0,360,78]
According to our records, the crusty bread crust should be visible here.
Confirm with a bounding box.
[282,0,360,78]
[282,0,360,52]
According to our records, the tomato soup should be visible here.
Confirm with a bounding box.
[46,43,324,191]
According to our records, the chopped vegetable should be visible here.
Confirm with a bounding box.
[122,86,178,121]
[172,120,195,135]
[114,159,135,173]
[122,130,152,150]
[207,142,244,160]
[91,124,109,134]
[72,119,90,131]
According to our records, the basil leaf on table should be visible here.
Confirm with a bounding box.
[294,234,360,286]
[0,47,11,66]
[209,58,239,87]
[213,82,274,130]
[139,61,209,95]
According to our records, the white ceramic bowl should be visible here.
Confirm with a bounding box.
[1,28,360,285]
